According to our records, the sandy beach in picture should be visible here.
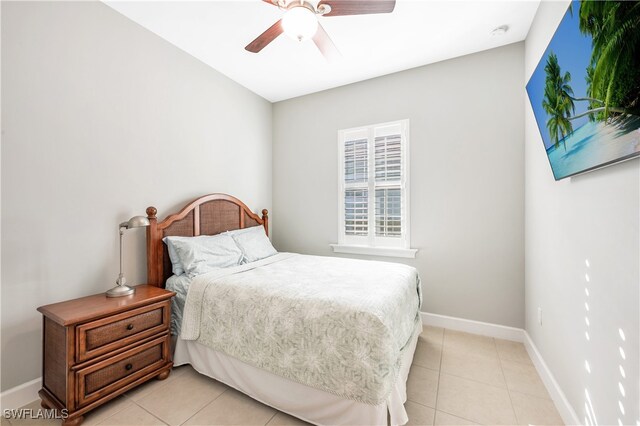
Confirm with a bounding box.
[547,117,640,179]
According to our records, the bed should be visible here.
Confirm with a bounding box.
[144,193,422,425]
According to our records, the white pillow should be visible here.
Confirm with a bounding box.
[227,226,277,263]
[163,234,243,277]
[163,237,186,276]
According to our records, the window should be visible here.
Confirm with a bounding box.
[332,119,416,258]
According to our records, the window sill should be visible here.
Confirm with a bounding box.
[330,244,418,259]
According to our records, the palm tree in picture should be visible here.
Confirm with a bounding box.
[579,0,640,119]
[542,53,575,151]
[543,85,574,152]
[584,64,597,122]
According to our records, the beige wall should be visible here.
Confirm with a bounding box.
[524,2,639,424]
[1,1,272,391]
[272,43,525,328]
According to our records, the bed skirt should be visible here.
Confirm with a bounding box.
[173,317,422,426]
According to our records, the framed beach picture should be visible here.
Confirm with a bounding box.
[526,0,640,180]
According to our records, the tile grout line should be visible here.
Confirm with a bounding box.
[264,411,278,426]
[405,397,436,410]
[177,387,229,426]
[497,351,537,367]
[90,397,134,426]
[437,332,524,390]
[494,337,520,425]
[433,328,445,416]
[410,364,440,374]
[434,407,481,425]
[406,326,441,417]
[422,330,559,425]
[508,389,557,403]
[130,367,230,426]
[79,368,210,426]
[436,370,509,391]
[120,370,182,403]
[497,356,555,402]
[432,328,483,426]
[131,401,170,426]
[423,343,509,393]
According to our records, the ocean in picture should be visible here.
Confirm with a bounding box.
[526,0,640,180]
[546,117,640,179]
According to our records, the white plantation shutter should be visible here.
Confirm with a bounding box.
[374,129,403,238]
[375,135,402,182]
[344,189,368,236]
[338,120,410,250]
[375,188,401,237]
[344,139,368,183]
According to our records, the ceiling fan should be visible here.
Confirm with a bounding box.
[245,0,396,61]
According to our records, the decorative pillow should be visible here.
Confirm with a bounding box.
[163,234,243,278]
[227,226,277,263]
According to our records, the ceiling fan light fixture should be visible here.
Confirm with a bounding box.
[282,5,318,41]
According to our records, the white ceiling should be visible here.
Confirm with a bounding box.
[105,0,540,102]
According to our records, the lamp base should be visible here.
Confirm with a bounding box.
[106,284,135,298]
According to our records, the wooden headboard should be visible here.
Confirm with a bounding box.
[145,193,268,287]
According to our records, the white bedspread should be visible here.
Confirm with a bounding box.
[181,253,421,405]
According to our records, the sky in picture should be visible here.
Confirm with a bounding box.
[526,1,593,150]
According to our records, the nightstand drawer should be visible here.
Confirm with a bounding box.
[76,301,170,362]
[76,334,169,407]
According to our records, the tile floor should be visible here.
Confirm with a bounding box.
[5,327,564,426]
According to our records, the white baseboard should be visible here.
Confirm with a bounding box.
[0,377,41,411]
[420,311,580,426]
[523,333,581,425]
[420,312,525,342]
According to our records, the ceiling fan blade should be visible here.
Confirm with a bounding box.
[261,0,279,6]
[245,19,283,53]
[318,0,396,16]
[313,23,341,62]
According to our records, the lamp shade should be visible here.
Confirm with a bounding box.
[124,216,150,229]
[282,6,318,41]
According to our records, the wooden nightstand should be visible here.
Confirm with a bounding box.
[37,285,175,426]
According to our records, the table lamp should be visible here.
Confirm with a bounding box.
[106,215,150,297]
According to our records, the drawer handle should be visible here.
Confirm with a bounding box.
[125,363,133,371]
[126,324,134,331]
